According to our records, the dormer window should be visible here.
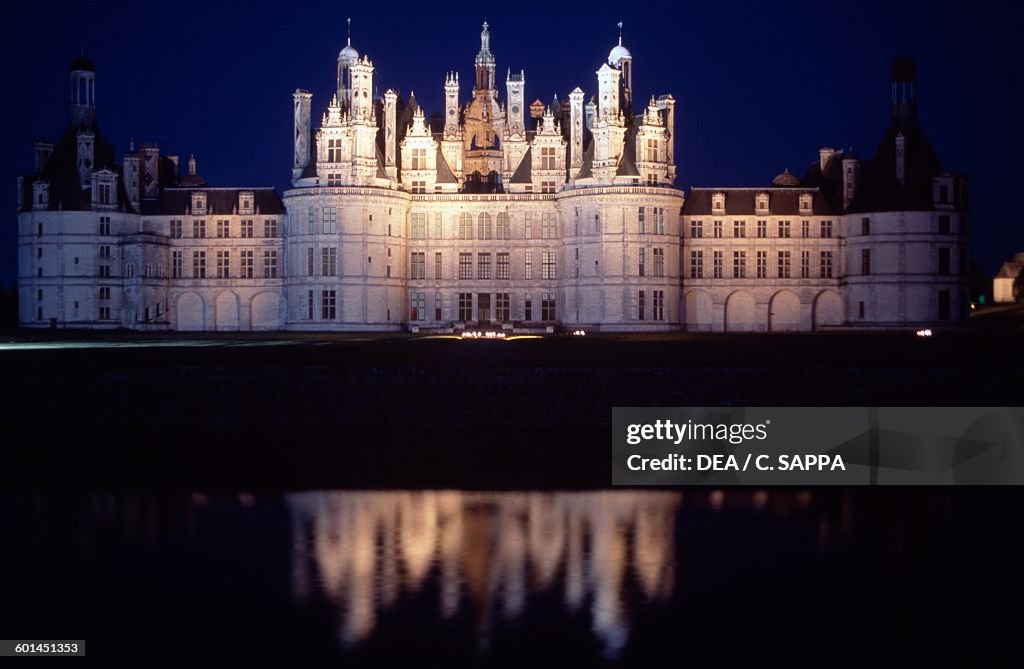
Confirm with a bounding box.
[755,192,769,213]
[91,170,118,210]
[799,193,813,214]
[933,176,954,207]
[238,191,255,215]
[191,192,207,215]
[33,181,49,210]
[712,192,726,213]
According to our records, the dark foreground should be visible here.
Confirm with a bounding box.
[1,323,1022,489]
[2,319,1023,665]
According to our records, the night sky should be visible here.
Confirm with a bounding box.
[1,0,1020,288]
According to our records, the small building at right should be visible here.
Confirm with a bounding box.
[994,252,1024,303]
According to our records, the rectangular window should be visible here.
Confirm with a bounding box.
[778,250,791,279]
[541,146,557,170]
[541,181,556,194]
[713,220,723,238]
[99,245,111,258]
[938,215,951,234]
[713,251,723,279]
[524,294,533,321]
[653,290,665,321]
[690,220,703,238]
[525,251,533,280]
[434,252,442,280]
[192,251,206,278]
[169,219,182,238]
[217,219,230,238]
[172,251,183,278]
[308,208,316,235]
[801,251,810,279]
[733,251,746,279]
[654,208,665,235]
[757,220,767,238]
[653,248,665,277]
[733,220,745,238]
[263,250,278,279]
[99,217,111,236]
[821,251,833,279]
[435,292,443,321]
[241,219,254,238]
[638,207,646,234]
[216,250,230,278]
[690,250,703,279]
[321,290,336,320]
[434,213,443,240]
[320,247,337,276]
[756,250,767,279]
[938,289,951,320]
[458,293,473,321]
[459,253,473,280]
[639,248,646,277]
[542,213,557,239]
[542,251,556,280]
[861,249,871,275]
[307,290,314,320]
[410,292,426,321]
[411,213,426,239]
[638,290,646,320]
[411,148,427,170]
[541,293,556,320]
[859,301,865,318]
[240,250,254,278]
[778,220,791,238]
[99,306,110,320]
[496,293,510,322]
[497,252,510,279]
[647,139,658,162]
[475,253,491,278]
[321,207,337,234]
[411,252,425,280]
[327,138,341,162]
[193,219,206,238]
[938,247,951,275]
[820,220,833,238]
[861,217,870,236]
[264,219,278,238]
[99,286,111,300]
[307,247,314,276]
[524,213,533,240]
[801,219,810,238]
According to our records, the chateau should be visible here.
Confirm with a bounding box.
[16,23,970,332]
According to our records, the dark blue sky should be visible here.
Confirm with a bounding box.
[2,0,1020,287]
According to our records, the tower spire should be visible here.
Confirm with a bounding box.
[347,17,351,46]
[618,21,623,45]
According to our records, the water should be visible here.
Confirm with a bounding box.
[1,489,1020,665]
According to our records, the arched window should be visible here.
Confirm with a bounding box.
[478,213,492,240]
[458,212,473,240]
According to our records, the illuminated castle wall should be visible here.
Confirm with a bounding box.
[16,24,968,332]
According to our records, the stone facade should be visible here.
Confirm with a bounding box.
[16,27,968,333]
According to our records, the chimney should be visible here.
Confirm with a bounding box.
[188,154,197,176]
[819,147,835,173]
[35,139,54,174]
[895,132,906,186]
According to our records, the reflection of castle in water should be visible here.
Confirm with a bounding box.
[287,491,682,657]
